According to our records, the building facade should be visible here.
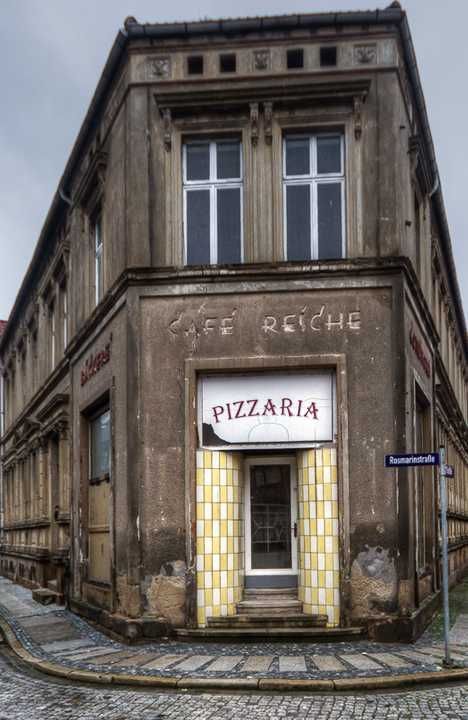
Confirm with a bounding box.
[1,4,467,641]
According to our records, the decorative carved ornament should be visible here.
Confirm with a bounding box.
[353,94,365,140]
[74,150,108,212]
[254,49,270,71]
[264,102,273,145]
[148,56,171,78]
[354,44,377,65]
[161,108,172,151]
[250,103,259,146]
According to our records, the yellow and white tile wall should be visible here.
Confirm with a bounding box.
[297,448,340,627]
[195,450,244,627]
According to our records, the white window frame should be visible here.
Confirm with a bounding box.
[183,139,244,265]
[244,456,298,577]
[282,132,346,261]
[94,215,104,306]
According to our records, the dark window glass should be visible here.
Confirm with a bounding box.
[220,53,236,72]
[320,46,337,67]
[285,137,309,176]
[90,410,110,480]
[286,184,310,260]
[317,136,341,174]
[217,188,241,264]
[287,48,304,69]
[187,55,203,74]
[317,183,342,259]
[186,190,210,264]
[186,144,210,181]
[250,465,292,570]
[217,141,240,179]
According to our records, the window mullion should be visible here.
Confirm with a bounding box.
[311,181,318,259]
[211,185,217,264]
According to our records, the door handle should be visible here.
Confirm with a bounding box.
[293,522,297,538]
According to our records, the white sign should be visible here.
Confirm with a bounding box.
[198,372,335,449]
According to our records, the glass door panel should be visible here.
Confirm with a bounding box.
[250,464,292,570]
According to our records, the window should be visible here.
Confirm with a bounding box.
[90,409,111,483]
[415,388,432,570]
[183,139,243,265]
[283,134,344,261]
[220,53,236,73]
[93,213,104,305]
[87,406,111,585]
[320,46,337,67]
[187,55,204,75]
[287,48,304,69]
[49,302,56,370]
[61,283,68,350]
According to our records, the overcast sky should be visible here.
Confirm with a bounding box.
[0,0,466,322]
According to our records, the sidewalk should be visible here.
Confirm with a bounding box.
[2,576,468,692]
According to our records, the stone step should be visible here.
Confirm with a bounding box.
[237,599,303,615]
[32,587,64,606]
[175,626,366,642]
[207,613,327,629]
[47,580,59,592]
[243,588,297,597]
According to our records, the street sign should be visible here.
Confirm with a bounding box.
[384,453,439,468]
[444,464,455,478]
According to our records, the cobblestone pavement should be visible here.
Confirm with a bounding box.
[1,577,468,683]
[2,647,468,719]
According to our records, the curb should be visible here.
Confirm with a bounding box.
[2,615,468,693]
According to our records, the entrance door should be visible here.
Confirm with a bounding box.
[245,457,298,585]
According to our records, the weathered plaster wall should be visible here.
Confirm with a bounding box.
[139,280,398,625]
[70,303,128,612]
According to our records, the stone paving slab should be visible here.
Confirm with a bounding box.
[64,647,121,661]
[116,652,158,667]
[311,654,346,672]
[173,655,216,671]
[279,656,307,672]
[207,655,243,672]
[370,652,413,669]
[339,653,384,671]
[41,639,93,654]
[3,576,468,685]
[142,654,188,670]
[88,650,136,666]
[450,614,468,645]
[242,655,274,673]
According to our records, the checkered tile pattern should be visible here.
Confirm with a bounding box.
[297,448,340,627]
[196,450,244,627]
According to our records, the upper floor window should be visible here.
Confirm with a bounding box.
[49,301,56,370]
[183,139,243,265]
[61,282,68,350]
[93,212,104,305]
[283,133,345,261]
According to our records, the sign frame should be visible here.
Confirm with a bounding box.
[384,453,439,468]
[198,370,336,450]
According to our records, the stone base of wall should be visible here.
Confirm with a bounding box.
[70,598,171,643]
[365,590,441,643]
[0,553,49,589]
